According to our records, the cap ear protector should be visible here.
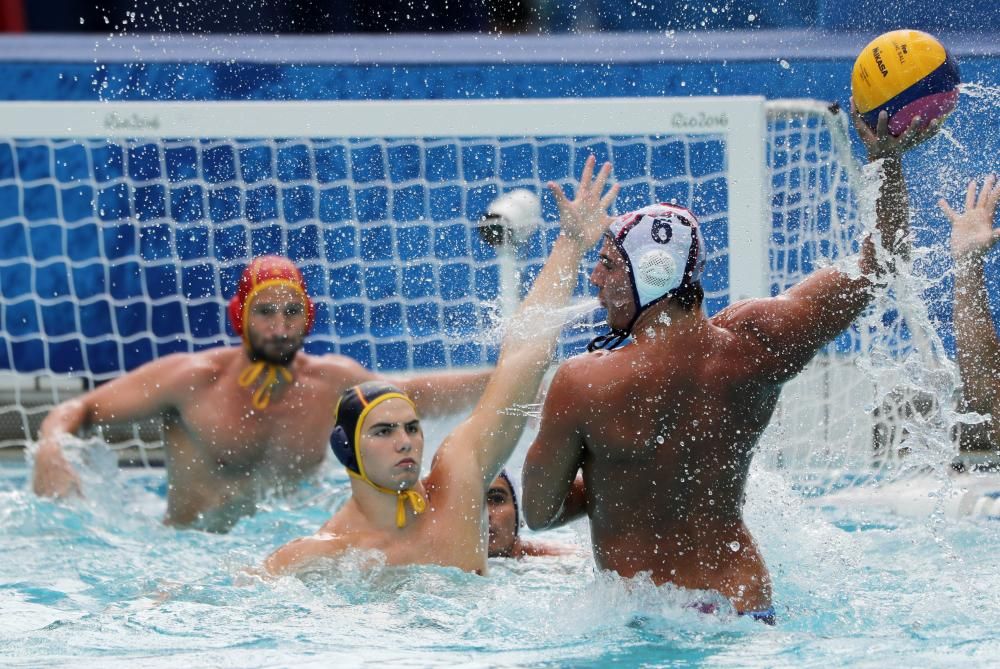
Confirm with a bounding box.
[329,381,427,529]
[634,248,684,300]
[329,425,357,474]
[330,381,412,478]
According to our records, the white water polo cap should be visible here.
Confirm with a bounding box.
[608,203,705,308]
[589,203,706,351]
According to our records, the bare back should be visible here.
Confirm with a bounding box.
[524,120,936,613]
[557,321,779,607]
[525,265,875,611]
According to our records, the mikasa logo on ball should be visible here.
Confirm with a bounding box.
[852,29,960,136]
[872,47,889,77]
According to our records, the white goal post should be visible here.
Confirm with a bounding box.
[0,97,772,301]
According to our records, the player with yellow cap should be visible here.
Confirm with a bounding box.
[263,155,619,575]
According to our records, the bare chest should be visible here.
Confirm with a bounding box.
[173,379,335,477]
[331,504,487,573]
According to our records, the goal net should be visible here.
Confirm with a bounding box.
[0,97,905,479]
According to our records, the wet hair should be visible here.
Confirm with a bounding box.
[671,281,704,311]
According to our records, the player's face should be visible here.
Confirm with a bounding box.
[246,284,308,365]
[487,475,517,557]
[589,238,636,331]
[358,399,423,490]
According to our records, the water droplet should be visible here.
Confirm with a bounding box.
[779,59,791,70]
[656,435,665,444]
[729,541,741,552]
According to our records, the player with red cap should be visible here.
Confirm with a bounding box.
[33,255,490,532]
[227,256,316,410]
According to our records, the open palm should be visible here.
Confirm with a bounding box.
[547,155,620,250]
[940,176,1000,262]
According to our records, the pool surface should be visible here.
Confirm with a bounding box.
[2,443,999,668]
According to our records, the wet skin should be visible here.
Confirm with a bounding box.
[262,155,619,576]
[34,284,489,532]
[523,109,934,612]
[525,241,868,610]
[306,399,494,573]
[486,474,570,559]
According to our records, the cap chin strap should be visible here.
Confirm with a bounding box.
[238,360,293,409]
[587,285,682,352]
[349,470,427,528]
[587,289,654,353]
[347,390,428,528]
[586,328,631,352]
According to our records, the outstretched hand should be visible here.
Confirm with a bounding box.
[940,176,1000,263]
[547,155,620,251]
[851,98,943,161]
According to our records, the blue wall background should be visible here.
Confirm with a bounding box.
[0,31,997,368]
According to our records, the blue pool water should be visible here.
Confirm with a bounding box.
[2,444,999,668]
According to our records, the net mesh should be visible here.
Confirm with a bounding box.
[1,128,735,451]
[760,103,876,482]
[3,100,925,484]
[760,102,932,488]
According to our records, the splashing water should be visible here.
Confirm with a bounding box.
[504,297,603,342]
[776,81,1000,510]
[4,446,1000,666]
[472,296,603,351]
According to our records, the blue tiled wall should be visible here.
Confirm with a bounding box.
[0,131,731,374]
[0,32,997,374]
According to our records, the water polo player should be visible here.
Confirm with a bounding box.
[522,109,942,622]
[263,156,618,575]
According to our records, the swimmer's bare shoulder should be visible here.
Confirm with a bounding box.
[536,353,594,418]
[563,347,612,377]
[714,277,867,380]
[710,296,781,338]
[263,532,349,577]
[153,348,232,399]
[82,348,230,419]
[304,352,378,388]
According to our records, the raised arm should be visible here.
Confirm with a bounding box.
[32,353,202,498]
[721,107,942,382]
[432,156,619,489]
[940,176,1000,427]
[391,368,492,418]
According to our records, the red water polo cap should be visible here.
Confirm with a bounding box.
[227,256,316,341]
